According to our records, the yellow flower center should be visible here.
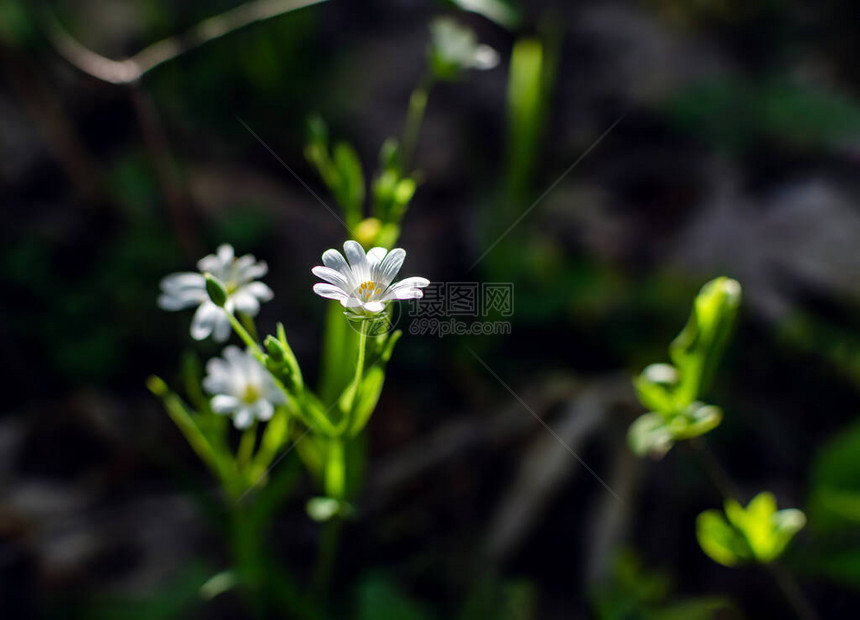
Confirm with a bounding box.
[357,280,380,301]
[241,384,261,404]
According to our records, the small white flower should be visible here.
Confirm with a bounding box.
[158,244,273,342]
[203,346,286,429]
[429,18,499,79]
[312,241,429,317]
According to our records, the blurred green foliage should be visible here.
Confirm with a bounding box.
[696,492,806,566]
[667,79,860,152]
[630,277,740,457]
[591,550,731,620]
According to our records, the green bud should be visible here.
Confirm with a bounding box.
[306,114,328,146]
[264,335,286,363]
[146,375,169,397]
[379,138,401,172]
[356,217,382,248]
[204,273,228,307]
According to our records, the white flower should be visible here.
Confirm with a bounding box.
[203,346,286,429]
[312,241,429,317]
[158,244,273,342]
[429,18,499,79]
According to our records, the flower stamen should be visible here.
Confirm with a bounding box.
[357,280,380,301]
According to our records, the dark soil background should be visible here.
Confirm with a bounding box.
[3,0,860,618]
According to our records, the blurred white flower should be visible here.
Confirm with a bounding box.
[429,17,499,80]
[203,346,286,429]
[312,241,429,317]
[158,244,273,342]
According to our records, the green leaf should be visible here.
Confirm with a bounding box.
[347,331,401,437]
[809,418,860,532]
[319,302,359,405]
[697,492,805,566]
[504,38,546,210]
[347,366,386,437]
[333,142,365,227]
[668,402,722,441]
[203,273,228,307]
[696,509,749,567]
[147,376,238,495]
[628,412,674,458]
[669,277,741,406]
[633,363,680,416]
[354,573,436,620]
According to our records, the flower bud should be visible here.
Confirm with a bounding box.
[204,273,228,307]
[264,335,286,363]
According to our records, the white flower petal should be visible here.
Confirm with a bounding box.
[232,290,260,315]
[383,277,430,300]
[190,302,223,340]
[367,247,387,269]
[314,283,349,301]
[472,45,499,70]
[376,248,406,287]
[197,254,222,275]
[312,266,351,290]
[363,301,386,314]
[343,241,368,281]
[233,408,254,429]
[236,257,267,283]
[160,272,206,293]
[212,313,232,342]
[217,244,235,266]
[211,394,239,414]
[386,287,424,300]
[158,290,205,311]
[222,345,245,367]
[252,399,274,422]
[322,249,350,275]
[244,281,273,301]
[262,379,287,404]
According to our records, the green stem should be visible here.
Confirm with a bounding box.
[238,423,257,470]
[230,504,266,619]
[766,562,822,620]
[227,310,265,361]
[312,516,343,599]
[238,311,260,343]
[400,74,434,174]
[338,320,368,435]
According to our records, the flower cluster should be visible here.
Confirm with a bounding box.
[157,241,427,432]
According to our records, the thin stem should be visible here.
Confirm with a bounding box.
[238,423,258,470]
[239,311,260,344]
[691,437,741,501]
[312,516,343,599]
[338,320,368,435]
[400,74,434,173]
[227,310,266,361]
[230,504,267,619]
[766,562,822,620]
[41,0,330,85]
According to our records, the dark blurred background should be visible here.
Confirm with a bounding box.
[3,0,860,618]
